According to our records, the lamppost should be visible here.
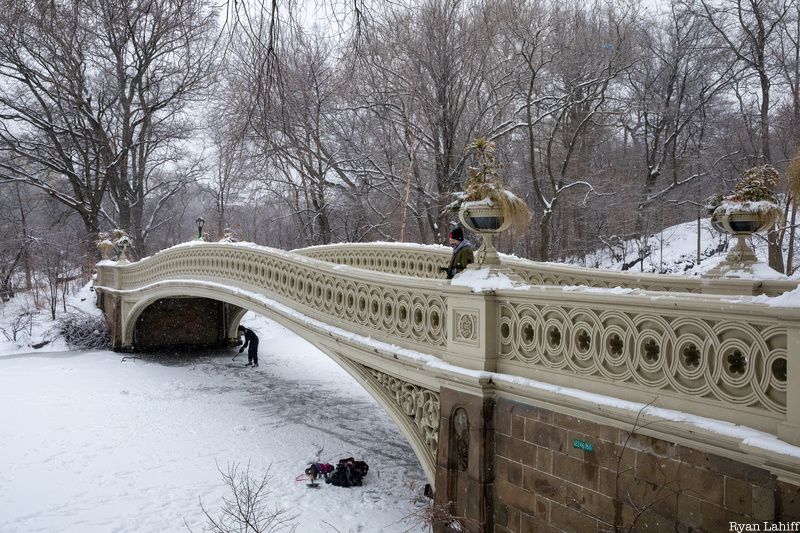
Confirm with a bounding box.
[196,217,205,240]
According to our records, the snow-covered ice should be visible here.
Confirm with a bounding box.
[0,311,429,533]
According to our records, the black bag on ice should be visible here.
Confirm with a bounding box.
[326,457,369,487]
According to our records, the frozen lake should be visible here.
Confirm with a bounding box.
[0,314,428,533]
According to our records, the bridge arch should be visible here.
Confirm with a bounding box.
[121,279,440,485]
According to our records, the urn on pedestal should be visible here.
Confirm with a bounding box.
[705,165,783,278]
[452,138,528,268]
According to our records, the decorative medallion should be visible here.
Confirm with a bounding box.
[454,310,479,345]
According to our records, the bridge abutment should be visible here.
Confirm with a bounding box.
[491,397,800,532]
[432,390,800,531]
[96,290,125,350]
[435,387,496,533]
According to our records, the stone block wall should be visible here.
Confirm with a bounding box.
[494,397,800,532]
[435,387,496,532]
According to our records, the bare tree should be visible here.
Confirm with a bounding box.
[694,0,795,270]
[0,2,114,249]
[696,0,793,164]
[512,0,635,260]
[203,124,254,239]
[189,462,295,533]
[354,0,521,242]
[774,0,800,151]
[0,0,219,257]
[625,2,734,233]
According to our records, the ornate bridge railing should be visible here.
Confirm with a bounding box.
[96,243,452,356]
[493,285,794,435]
[96,241,800,447]
[296,242,799,441]
[295,242,797,296]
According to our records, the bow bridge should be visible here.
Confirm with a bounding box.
[94,241,800,532]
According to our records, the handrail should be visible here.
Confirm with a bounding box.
[294,242,797,296]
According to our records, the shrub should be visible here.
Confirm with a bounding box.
[189,462,295,533]
[725,165,779,203]
[56,310,110,349]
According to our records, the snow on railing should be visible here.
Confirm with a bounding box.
[296,242,797,296]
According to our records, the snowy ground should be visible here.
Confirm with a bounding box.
[576,215,799,279]
[0,306,429,533]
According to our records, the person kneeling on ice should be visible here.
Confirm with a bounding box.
[305,462,335,485]
[237,325,259,367]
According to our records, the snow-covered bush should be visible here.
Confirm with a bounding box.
[727,165,779,203]
[56,309,110,349]
[705,165,780,213]
[0,310,33,343]
[219,228,238,243]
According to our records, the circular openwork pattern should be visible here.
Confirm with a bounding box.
[296,243,719,294]
[296,246,450,280]
[498,302,787,415]
[111,245,448,350]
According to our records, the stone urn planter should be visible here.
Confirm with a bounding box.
[710,204,779,235]
[459,200,510,266]
[95,230,133,264]
[709,202,782,266]
[96,239,115,261]
[116,237,131,264]
[453,138,528,268]
[705,165,783,278]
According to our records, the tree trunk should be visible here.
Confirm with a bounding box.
[759,72,772,163]
[787,205,797,275]
[768,228,784,273]
[538,209,552,262]
[15,184,32,290]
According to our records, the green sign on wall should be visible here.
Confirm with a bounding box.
[573,438,594,452]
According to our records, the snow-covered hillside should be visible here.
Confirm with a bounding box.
[576,215,797,279]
